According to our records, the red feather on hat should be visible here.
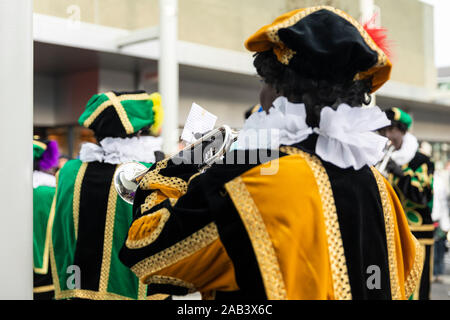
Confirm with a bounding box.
[362,14,392,60]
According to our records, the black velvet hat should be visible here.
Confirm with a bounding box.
[245,6,392,92]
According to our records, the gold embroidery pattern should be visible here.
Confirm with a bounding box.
[105,92,134,135]
[49,235,61,295]
[126,208,171,249]
[33,284,55,294]
[409,224,435,232]
[73,162,88,240]
[225,177,287,300]
[405,237,425,298]
[370,167,401,300]
[280,146,352,300]
[138,281,147,300]
[33,140,48,151]
[82,93,150,131]
[145,275,197,293]
[82,100,112,128]
[118,93,150,101]
[34,193,57,275]
[392,108,402,121]
[141,192,159,213]
[140,170,188,195]
[147,293,170,300]
[56,289,134,300]
[99,178,118,293]
[266,6,387,68]
[418,239,435,245]
[131,223,219,280]
[140,193,179,216]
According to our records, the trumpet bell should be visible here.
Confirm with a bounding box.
[375,141,396,178]
[113,162,149,204]
[113,125,239,205]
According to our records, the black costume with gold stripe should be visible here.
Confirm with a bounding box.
[119,135,423,300]
[50,159,170,300]
[33,185,56,300]
[389,151,434,300]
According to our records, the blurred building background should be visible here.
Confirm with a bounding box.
[32,0,450,169]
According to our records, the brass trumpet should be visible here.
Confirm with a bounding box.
[114,125,238,204]
[375,141,396,178]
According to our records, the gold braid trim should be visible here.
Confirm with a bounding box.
[126,208,171,249]
[73,162,88,240]
[405,236,425,298]
[140,170,188,195]
[131,223,219,279]
[118,93,150,101]
[82,93,149,130]
[280,146,352,300]
[82,99,113,128]
[33,284,55,294]
[55,289,134,300]
[105,91,134,135]
[141,192,159,213]
[418,239,435,245]
[139,159,188,202]
[409,224,435,232]
[139,159,189,214]
[145,275,196,293]
[98,177,118,293]
[147,293,170,300]
[33,140,48,151]
[138,281,148,300]
[34,190,57,275]
[49,232,61,295]
[225,177,287,300]
[370,167,402,300]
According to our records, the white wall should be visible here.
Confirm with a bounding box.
[0,0,33,300]
[98,69,135,93]
[54,70,99,125]
[179,78,259,129]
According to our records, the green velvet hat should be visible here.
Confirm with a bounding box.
[385,107,412,130]
[33,139,60,171]
[78,90,163,139]
[33,140,47,162]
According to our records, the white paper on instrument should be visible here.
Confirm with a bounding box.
[180,103,218,143]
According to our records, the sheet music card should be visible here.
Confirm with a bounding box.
[181,103,218,143]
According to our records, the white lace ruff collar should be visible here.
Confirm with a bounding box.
[33,171,56,188]
[236,96,391,170]
[391,132,419,166]
[79,136,163,164]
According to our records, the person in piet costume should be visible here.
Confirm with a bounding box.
[33,139,59,299]
[49,90,169,300]
[119,6,424,300]
[379,107,435,300]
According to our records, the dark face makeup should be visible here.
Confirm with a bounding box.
[378,126,405,150]
[259,82,281,112]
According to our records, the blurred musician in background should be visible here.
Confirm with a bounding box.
[49,90,168,300]
[33,139,59,299]
[244,104,263,120]
[379,107,435,300]
[119,6,423,300]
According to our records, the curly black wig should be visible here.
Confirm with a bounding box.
[254,50,373,127]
